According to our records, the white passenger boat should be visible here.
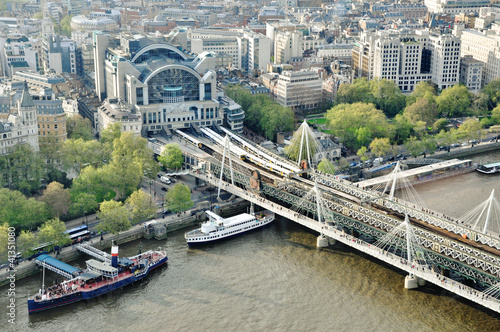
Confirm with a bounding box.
[185,208,275,246]
[477,161,500,174]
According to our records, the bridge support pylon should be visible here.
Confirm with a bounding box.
[404,275,419,289]
[417,277,426,286]
[327,236,336,246]
[317,235,329,248]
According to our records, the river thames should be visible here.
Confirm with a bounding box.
[2,151,500,331]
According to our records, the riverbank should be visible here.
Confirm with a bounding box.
[0,198,250,287]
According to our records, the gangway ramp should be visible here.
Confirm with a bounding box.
[35,254,82,279]
[76,243,111,263]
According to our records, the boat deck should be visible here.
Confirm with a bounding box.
[31,252,166,302]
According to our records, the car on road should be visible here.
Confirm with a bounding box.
[161,187,168,191]
[160,176,171,184]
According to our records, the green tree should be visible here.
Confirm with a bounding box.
[432,118,448,133]
[100,123,122,161]
[335,78,374,105]
[403,97,439,127]
[17,230,38,259]
[60,15,72,37]
[71,164,116,203]
[370,78,406,117]
[159,143,184,170]
[458,118,483,142]
[165,183,193,213]
[356,146,371,162]
[436,85,471,117]
[391,114,414,144]
[326,102,389,150]
[70,192,99,219]
[109,132,154,198]
[404,136,426,157]
[492,105,500,124]
[66,114,94,140]
[482,78,500,109]
[369,137,391,158]
[62,138,105,174]
[38,218,71,251]
[406,81,437,106]
[317,158,337,174]
[40,182,71,218]
[435,129,455,149]
[0,223,8,262]
[0,188,50,231]
[125,190,156,224]
[96,200,131,234]
[33,12,43,19]
[0,144,45,194]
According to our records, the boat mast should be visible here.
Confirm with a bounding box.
[42,265,45,294]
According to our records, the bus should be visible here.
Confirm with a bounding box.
[65,225,90,244]
[28,242,54,260]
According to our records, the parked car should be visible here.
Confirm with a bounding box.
[161,187,168,192]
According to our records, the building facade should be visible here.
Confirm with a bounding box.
[275,70,322,110]
[0,83,39,155]
[460,29,500,86]
[94,33,223,135]
[353,29,461,92]
[459,55,483,93]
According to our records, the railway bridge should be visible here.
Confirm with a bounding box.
[175,126,500,313]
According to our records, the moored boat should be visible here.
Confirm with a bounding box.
[27,241,168,314]
[477,161,500,174]
[185,207,275,246]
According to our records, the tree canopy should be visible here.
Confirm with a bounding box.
[317,158,337,174]
[159,143,183,170]
[436,85,471,117]
[38,218,71,251]
[403,97,439,127]
[165,183,193,213]
[369,137,391,158]
[40,181,71,218]
[225,85,294,140]
[96,200,131,235]
[326,102,389,150]
[482,79,500,109]
[126,190,156,224]
[0,188,50,231]
[67,114,94,140]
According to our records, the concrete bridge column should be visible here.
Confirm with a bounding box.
[317,235,328,248]
[404,275,419,289]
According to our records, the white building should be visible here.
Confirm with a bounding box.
[161,9,216,27]
[42,34,77,75]
[2,35,39,77]
[219,96,244,133]
[0,83,39,155]
[353,29,460,92]
[97,100,142,136]
[460,55,483,93]
[424,0,489,14]
[275,70,322,110]
[189,28,271,73]
[94,33,222,135]
[460,28,500,86]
